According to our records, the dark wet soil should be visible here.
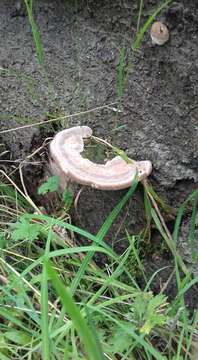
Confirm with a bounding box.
[0,0,198,307]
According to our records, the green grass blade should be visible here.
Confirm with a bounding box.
[87,248,139,308]
[18,244,118,288]
[188,198,197,256]
[173,188,198,244]
[24,0,44,65]
[185,310,198,360]
[144,266,171,292]
[126,232,147,283]
[46,262,105,360]
[144,188,152,225]
[85,305,104,358]
[70,179,139,294]
[151,208,188,275]
[41,225,53,359]
[136,0,144,33]
[48,245,117,261]
[0,308,36,335]
[176,277,198,301]
[24,213,112,252]
[98,179,138,242]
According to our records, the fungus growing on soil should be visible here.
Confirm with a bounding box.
[150,21,169,45]
[49,126,152,190]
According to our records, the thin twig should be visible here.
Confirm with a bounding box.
[74,187,84,216]
[0,170,41,214]
[0,274,8,286]
[0,102,117,135]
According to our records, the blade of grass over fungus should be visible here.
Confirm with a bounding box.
[46,261,105,360]
[70,179,139,294]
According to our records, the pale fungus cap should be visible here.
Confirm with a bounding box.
[50,126,152,190]
[150,21,169,46]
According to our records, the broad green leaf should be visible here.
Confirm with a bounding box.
[38,176,60,195]
[11,217,42,241]
[109,324,133,353]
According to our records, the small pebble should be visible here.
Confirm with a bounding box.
[150,21,169,46]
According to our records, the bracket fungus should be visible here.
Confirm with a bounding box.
[49,126,152,190]
[150,21,169,46]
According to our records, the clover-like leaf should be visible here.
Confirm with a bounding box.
[11,217,43,242]
[38,176,59,195]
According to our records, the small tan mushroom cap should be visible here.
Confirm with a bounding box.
[150,21,169,46]
[50,126,152,190]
